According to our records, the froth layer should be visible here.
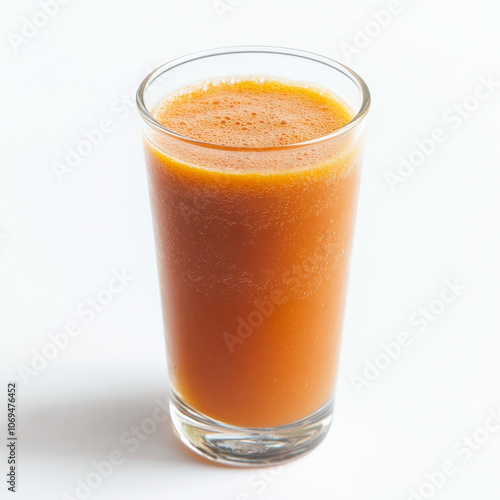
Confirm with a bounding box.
[152,77,352,148]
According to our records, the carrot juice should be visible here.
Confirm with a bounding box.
[137,47,370,465]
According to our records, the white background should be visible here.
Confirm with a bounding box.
[1,0,500,499]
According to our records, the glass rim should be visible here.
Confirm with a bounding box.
[136,45,371,152]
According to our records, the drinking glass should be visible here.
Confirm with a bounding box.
[136,46,370,466]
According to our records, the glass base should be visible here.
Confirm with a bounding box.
[169,392,334,466]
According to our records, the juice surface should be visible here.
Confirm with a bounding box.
[145,77,362,427]
[153,77,351,148]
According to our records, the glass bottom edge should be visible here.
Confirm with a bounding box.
[169,392,334,467]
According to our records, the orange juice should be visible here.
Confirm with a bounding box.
[143,77,363,428]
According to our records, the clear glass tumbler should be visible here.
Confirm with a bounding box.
[136,46,370,466]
